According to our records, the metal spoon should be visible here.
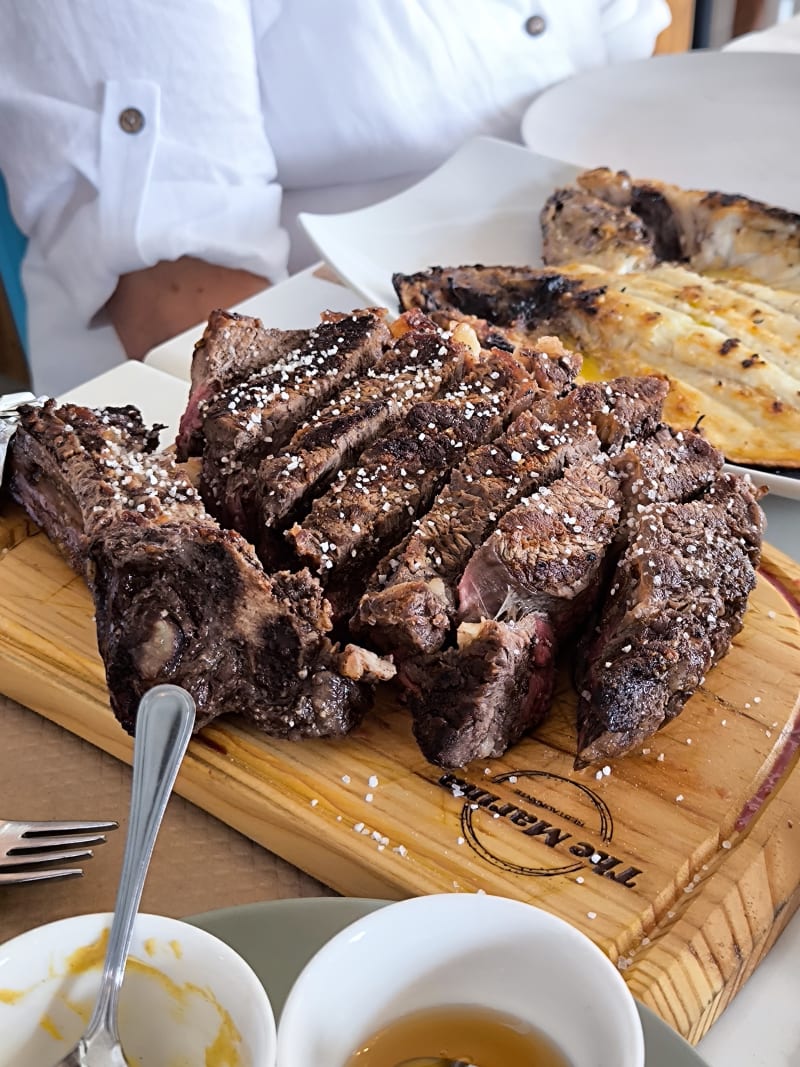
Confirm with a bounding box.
[52,684,196,1067]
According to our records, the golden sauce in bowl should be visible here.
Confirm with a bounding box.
[344,1004,571,1067]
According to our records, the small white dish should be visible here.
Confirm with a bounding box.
[0,911,276,1067]
[277,892,644,1067]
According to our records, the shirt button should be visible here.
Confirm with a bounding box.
[118,107,145,134]
[524,14,547,36]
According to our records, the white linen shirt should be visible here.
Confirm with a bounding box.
[0,0,669,393]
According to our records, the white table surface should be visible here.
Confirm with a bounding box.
[142,265,800,1067]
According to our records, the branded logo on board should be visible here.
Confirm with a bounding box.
[438,770,643,888]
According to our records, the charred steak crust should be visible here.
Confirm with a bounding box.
[8,401,169,573]
[9,401,394,737]
[575,473,764,765]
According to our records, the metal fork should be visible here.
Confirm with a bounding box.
[0,818,118,885]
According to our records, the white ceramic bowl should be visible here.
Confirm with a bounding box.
[0,912,276,1067]
[278,893,644,1067]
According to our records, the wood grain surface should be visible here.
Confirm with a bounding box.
[1,500,799,1045]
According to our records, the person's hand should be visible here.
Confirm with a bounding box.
[107,256,270,361]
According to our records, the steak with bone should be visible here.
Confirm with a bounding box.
[200,309,391,537]
[287,340,539,618]
[8,401,394,737]
[575,472,764,765]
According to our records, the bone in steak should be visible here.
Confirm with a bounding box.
[201,309,391,537]
[8,401,394,736]
[575,472,764,765]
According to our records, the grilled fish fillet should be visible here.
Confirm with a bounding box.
[393,264,800,468]
[542,167,800,292]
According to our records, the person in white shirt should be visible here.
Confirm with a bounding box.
[0,0,670,394]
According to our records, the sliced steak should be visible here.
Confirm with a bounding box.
[401,614,556,767]
[253,315,466,566]
[8,401,394,737]
[200,309,391,536]
[575,473,764,765]
[458,457,622,635]
[612,425,724,512]
[176,309,313,461]
[287,344,538,618]
[354,375,603,658]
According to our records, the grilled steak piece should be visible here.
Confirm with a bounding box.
[200,309,391,536]
[8,401,394,737]
[575,473,764,765]
[354,371,667,659]
[612,425,724,512]
[7,402,163,573]
[253,314,466,566]
[287,344,538,618]
[354,378,604,658]
[458,457,622,634]
[401,614,556,767]
[177,309,314,461]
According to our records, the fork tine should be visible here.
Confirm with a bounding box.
[16,819,118,836]
[10,831,110,852]
[0,867,83,886]
[1,847,95,869]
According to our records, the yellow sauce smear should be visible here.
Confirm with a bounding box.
[65,928,110,975]
[40,1014,64,1041]
[0,988,26,1005]
[2,926,244,1066]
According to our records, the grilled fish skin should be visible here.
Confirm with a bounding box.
[543,167,800,293]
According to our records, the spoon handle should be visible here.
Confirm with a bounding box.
[85,685,196,1039]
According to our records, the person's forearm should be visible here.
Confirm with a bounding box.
[106,256,270,361]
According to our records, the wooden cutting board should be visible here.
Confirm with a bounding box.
[1,499,799,1045]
